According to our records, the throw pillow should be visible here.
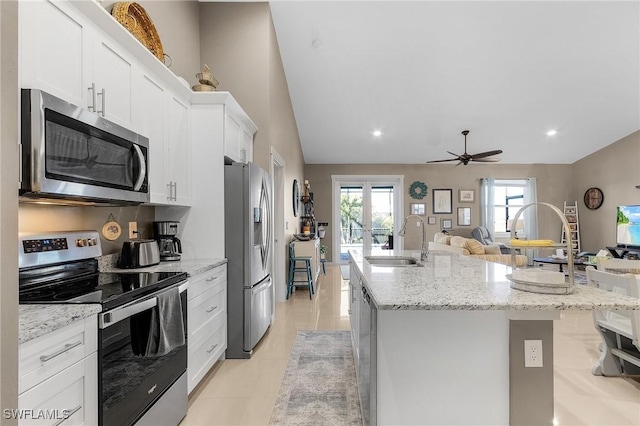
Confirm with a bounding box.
[465,238,486,255]
[434,233,452,245]
[483,244,502,255]
[450,236,467,248]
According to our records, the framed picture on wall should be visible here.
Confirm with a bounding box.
[428,216,437,225]
[433,189,453,214]
[410,203,426,216]
[457,207,471,226]
[459,189,474,203]
[441,218,452,230]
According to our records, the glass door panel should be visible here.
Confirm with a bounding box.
[339,186,363,262]
[370,186,394,253]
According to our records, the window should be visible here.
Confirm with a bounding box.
[493,180,527,234]
[482,179,532,237]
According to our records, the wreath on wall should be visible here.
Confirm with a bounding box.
[409,181,428,199]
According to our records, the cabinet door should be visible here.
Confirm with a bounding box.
[224,113,241,162]
[19,352,98,426]
[92,34,133,128]
[20,0,92,108]
[133,72,167,204]
[238,125,254,163]
[165,94,191,206]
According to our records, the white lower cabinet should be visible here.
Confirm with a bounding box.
[18,316,98,426]
[187,264,227,394]
[292,239,321,284]
[349,260,361,361]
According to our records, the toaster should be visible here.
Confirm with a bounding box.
[118,239,160,269]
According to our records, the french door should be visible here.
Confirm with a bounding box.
[332,176,404,263]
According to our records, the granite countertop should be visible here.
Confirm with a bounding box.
[350,249,640,311]
[98,254,226,277]
[20,304,102,344]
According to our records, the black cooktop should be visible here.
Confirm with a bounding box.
[19,259,187,311]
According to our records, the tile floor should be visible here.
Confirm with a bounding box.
[181,265,640,426]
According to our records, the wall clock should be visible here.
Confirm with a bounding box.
[583,187,604,210]
[409,181,428,199]
[292,179,300,217]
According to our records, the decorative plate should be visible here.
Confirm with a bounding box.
[409,181,428,199]
[102,220,122,241]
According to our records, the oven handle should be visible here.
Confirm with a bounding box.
[99,281,188,329]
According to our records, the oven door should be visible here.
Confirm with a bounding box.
[21,89,149,204]
[98,281,188,426]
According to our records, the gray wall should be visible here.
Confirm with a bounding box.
[571,130,640,251]
[0,0,19,420]
[101,0,201,85]
[305,163,573,261]
[199,3,306,283]
[19,204,156,255]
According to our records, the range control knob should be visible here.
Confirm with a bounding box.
[75,238,87,247]
[87,238,97,246]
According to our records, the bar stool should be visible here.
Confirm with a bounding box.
[287,242,314,299]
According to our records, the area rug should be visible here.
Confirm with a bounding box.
[269,331,362,425]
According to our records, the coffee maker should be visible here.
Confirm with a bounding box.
[153,221,182,261]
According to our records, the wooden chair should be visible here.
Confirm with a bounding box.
[585,266,640,376]
[287,242,314,299]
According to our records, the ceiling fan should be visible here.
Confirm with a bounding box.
[427,130,503,166]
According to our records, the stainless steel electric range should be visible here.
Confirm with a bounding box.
[19,231,189,426]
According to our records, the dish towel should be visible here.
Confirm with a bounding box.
[145,286,185,357]
[510,239,555,247]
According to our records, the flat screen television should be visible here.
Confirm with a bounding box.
[616,205,640,248]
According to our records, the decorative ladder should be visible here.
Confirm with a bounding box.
[561,201,580,254]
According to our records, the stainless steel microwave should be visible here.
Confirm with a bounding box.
[20,89,149,204]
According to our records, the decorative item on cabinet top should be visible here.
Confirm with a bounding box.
[193,64,219,92]
[111,2,171,66]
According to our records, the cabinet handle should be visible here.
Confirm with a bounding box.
[241,148,247,163]
[206,276,218,282]
[173,181,178,201]
[206,344,218,354]
[97,88,106,116]
[206,306,218,314]
[87,83,96,112]
[40,341,82,363]
[52,405,82,426]
[166,181,175,201]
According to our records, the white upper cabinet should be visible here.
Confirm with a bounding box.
[20,0,91,107]
[133,71,191,206]
[224,113,255,163]
[92,36,134,127]
[191,93,257,164]
[20,0,134,129]
[165,95,191,206]
[132,72,167,203]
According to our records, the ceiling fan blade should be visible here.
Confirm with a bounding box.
[446,151,461,157]
[471,157,501,163]
[470,150,503,160]
[426,158,459,164]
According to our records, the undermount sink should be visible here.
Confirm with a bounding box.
[365,256,423,267]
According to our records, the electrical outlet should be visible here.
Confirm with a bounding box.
[524,339,543,367]
[128,222,138,239]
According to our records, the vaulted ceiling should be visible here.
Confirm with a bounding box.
[269,1,640,165]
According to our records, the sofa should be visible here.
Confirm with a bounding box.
[428,233,528,267]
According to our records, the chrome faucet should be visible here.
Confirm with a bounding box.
[398,214,428,261]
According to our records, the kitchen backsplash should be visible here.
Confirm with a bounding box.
[19,204,155,254]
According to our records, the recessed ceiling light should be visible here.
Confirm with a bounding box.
[372,130,382,137]
[546,130,557,136]
[311,39,322,49]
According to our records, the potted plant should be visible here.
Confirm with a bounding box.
[320,245,328,260]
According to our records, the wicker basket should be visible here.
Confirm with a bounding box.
[111,2,164,62]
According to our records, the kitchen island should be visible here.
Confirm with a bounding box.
[349,249,640,425]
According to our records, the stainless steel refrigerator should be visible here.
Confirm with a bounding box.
[224,162,273,358]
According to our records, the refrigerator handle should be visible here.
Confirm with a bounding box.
[252,276,272,295]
